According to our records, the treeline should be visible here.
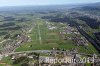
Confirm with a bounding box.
[42,15,70,22]
[0,26,21,30]
[16,18,30,22]
[0,16,30,22]
[94,32,100,41]
[80,6,100,11]
[4,16,15,21]
[77,16,100,29]
[0,32,8,36]
[42,15,78,27]
[0,22,15,27]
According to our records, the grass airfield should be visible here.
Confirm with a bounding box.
[15,18,97,54]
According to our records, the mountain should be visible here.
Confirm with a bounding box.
[0,5,79,12]
[0,2,100,12]
[72,2,100,11]
[0,3,93,12]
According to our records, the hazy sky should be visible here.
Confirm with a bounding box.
[0,0,100,6]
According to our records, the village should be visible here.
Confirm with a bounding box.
[0,48,100,66]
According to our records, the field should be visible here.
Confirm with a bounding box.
[16,19,74,50]
[15,18,98,54]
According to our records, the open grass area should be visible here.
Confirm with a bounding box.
[15,19,76,52]
[0,56,13,66]
[15,18,98,54]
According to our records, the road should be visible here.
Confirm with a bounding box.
[76,25,100,53]
[0,49,98,63]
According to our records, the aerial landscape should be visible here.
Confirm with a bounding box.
[0,0,100,66]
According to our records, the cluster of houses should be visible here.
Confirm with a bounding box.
[60,24,80,35]
[59,24,80,40]
[46,21,57,30]
[46,22,89,49]
[72,36,89,46]
[0,34,30,55]
[59,23,89,46]
[2,49,99,66]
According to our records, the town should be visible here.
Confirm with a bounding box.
[0,1,100,66]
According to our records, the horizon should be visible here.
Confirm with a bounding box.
[0,2,99,8]
[0,0,100,7]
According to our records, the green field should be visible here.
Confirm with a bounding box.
[0,12,98,55]
[15,18,98,54]
[16,19,75,51]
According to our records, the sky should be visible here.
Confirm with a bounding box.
[0,0,100,6]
